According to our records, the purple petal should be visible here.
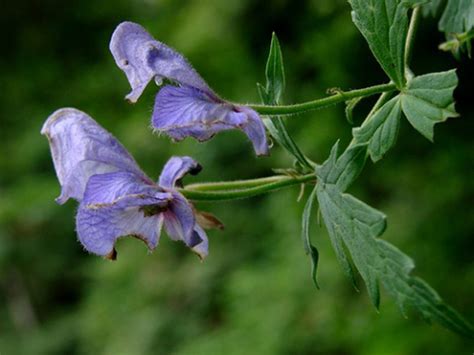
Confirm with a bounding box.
[76,172,172,257]
[41,108,149,204]
[152,85,269,156]
[236,106,270,157]
[163,193,195,246]
[77,204,164,258]
[190,224,209,260]
[82,171,171,206]
[110,21,211,103]
[158,156,201,188]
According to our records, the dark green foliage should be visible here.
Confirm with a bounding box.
[349,0,423,88]
[400,70,458,140]
[439,0,474,33]
[353,96,402,161]
[316,142,474,337]
[353,70,458,161]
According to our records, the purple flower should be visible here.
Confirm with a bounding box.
[41,108,211,260]
[110,21,269,156]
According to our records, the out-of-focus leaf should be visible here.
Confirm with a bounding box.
[302,185,320,288]
[400,70,458,141]
[349,0,422,88]
[353,95,402,162]
[439,0,474,33]
[439,28,474,58]
[316,142,474,337]
[421,0,446,17]
[423,0,474,57]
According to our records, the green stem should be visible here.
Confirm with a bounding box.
[186,175,287,191]
[180,174,316,201]
[404,6,421,69]
[248,82,397,116]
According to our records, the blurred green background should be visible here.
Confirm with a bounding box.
[0,0,473,354]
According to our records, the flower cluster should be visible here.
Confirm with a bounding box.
[42,21,266,259]
[110,22,269,156]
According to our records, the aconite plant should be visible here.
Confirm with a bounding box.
[42,0,474,338]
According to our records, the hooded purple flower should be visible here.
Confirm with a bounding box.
[41,108,210,260]
[110,21,269,156]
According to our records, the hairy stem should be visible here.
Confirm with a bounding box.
[186,175,288,191]
[180,174,316,201]
[248,82,397,116]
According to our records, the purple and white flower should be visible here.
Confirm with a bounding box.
[41,108,210,260]
[110,21,269,156]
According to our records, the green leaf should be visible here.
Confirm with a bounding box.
[438,29,474,58]
[316,142,474,337]
[439,0,474,34]
[421,0,445,17]
[315,142,369,287]
[302,185,320,288]
[265,32,286,104]
[317,141,367,192]
[400,70,459,141]
[349,0,422,88]
[352,70,458,161]
[258,33,312,170]
[353,95,402,162]
[423,0,474,57]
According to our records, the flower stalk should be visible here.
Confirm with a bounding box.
[248,82,397,116]
[180,174,316,201]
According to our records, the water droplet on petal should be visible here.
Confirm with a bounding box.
[154,76,163,86]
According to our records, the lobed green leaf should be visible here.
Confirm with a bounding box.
[316,142,474,337]
[349,0,422,88]
[400,69,458,141]
[353,70,458,161]
[353,95,402,162]
[438,0,474,34]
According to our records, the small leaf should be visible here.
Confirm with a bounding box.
[349,0,423,88]
[353,95,402,162]
[258,34,312,171]
[400,70,459,141]
[345,97,363,124]
[439,29,474,58]
[265,32,286,103]
[317,141,368,192]
[316,142,474,337]
[302,185,320,288]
